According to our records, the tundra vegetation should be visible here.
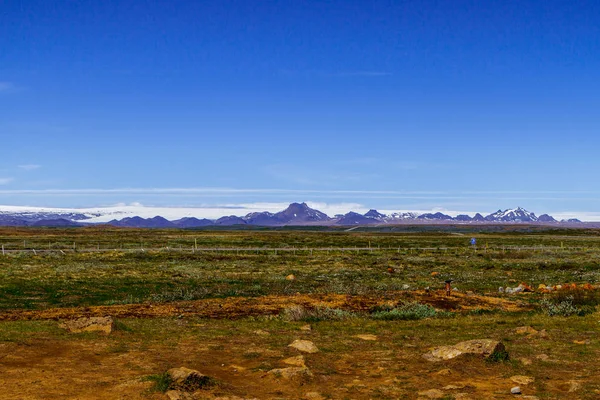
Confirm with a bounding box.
[0,226,599,399]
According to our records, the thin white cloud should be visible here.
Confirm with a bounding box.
[0,82,14,92]
[18,164,41,171]
[0,178,14,185]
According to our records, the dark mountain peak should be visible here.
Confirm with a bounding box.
[173,217,213,228]
[364,209,385,219]
[538,214,557,223]
[215,215,247,225]
[275,202,330,224]
[455,214,473,221]
[472,213,485,221]
[418,212,453,220]
[336,211,375,225]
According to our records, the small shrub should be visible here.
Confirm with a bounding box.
[486,349,510,363]
[540,296,587,317]
[280,305,356,322]
[143,372,172,393]
[371,302,437,320]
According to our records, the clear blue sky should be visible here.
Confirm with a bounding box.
[2,0,600,217]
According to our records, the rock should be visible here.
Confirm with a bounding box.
[515,326,538,335]
[268,366,312,379]
[166,367,211,391]
[433,368,452,376]
[568,380,582,392]
[402,284,410,290]
[289,340,319,353]
[417,388,445,399]
[254,329,270,336]
[59,316,115,334]
[423,339,507,362]
[282,355,306,367]
[573,339,591,345]
[286,274,296,281]
[498,287,505,293]
[303,392,324,400]
[511,375,535,385]
[519,357,532,365]
[431,272,439,277]
[536,354,550,361]
[165,391,193,400]
[511,386,522,394]
[443,384,466,390]
[354,334,377,341]
[300,324,312,331]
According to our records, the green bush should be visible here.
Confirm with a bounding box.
[540,295,591,317]
[280,305,357,322]
[371,302,437,320]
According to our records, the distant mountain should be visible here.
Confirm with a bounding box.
[215,215,247,225]
[31,218,81,227]
[485,207,538,222]
[336,211,375,225]
[538,214,557,223]
[108,216,175,228]
[273,202,330,224]
[418,212,453,221]
[0,203,590,227]
[172,217,214,228]
[364,209,386,219]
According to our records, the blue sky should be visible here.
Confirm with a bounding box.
[2,0,600,218]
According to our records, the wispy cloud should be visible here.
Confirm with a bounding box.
[18,164,41,171]
[0,178,14,185]
[0,82,16,93]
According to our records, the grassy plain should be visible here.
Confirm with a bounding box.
[0,227,599,399]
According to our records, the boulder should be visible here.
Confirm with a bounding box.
[282,355,306,367]
[268,366,312,379]
[59,316,115,334]
[286,274,296,281]
[423,339,507,362]
[167,367,211,391]
[511,386,521,394]
[289,340,319,353]
[515,326,538,335]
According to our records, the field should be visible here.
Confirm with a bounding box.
[1,227,599,399]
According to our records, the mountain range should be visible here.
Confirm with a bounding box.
[0,203,586,227]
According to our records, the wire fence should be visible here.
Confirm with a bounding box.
[2,243,600,256]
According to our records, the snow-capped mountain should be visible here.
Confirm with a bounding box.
[485,207,538,222]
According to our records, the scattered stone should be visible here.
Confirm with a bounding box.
[515,326,538,335]
[289,339,319,353]
[253,329,270,336]
[536,329,548,338]
[268,366,312,379]
[433,369,452,376]
[286,274,296,281]
[454,394,475,400]
[498,287,505,293]
[536,354,550,361]
[59,316,115,334]
[573,339,591,345]
[511,386,522,394]
[300,324,312,331]
[423,339,507,362]
[568,380,582,392]
[417,388,445,399]
[167,367,211,391]
[519,358,532,365]
[387,266,395,274]
[354,334,377,341]
[282,355,306,367]
[402,284,410,290]
[165,390,193,400]
[303,392,324,400]
[443,384,466,390]
[431,272,439,277]
[511,375,535,385]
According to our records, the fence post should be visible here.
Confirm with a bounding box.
[1,244,4,255]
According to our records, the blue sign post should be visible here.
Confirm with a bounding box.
[470,238,477,246]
